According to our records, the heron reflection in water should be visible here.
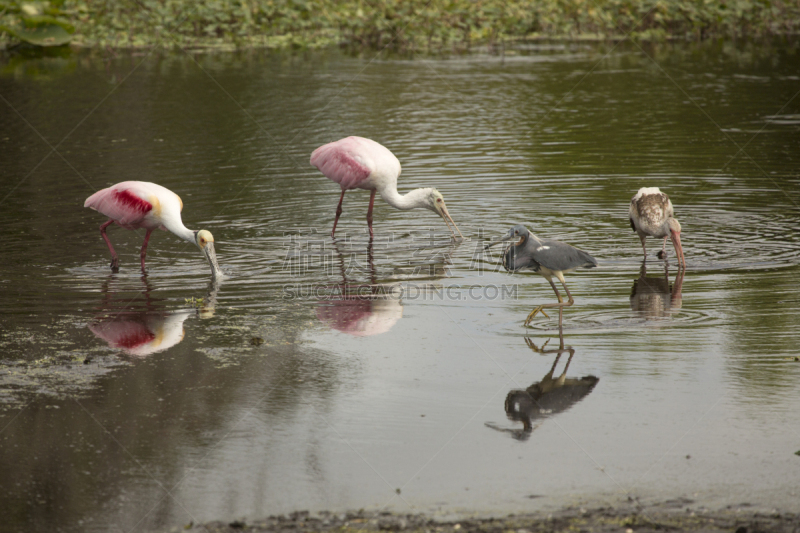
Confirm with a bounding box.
[630,263,684,319]
[89,275,220,356]
[486,336,599,441]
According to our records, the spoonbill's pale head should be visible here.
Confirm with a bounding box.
[195,230,223,279]
[426,188,463,241]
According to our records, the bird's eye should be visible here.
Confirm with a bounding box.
[200,238,206,244]
[514,231,519,235]
[436,198,442,203]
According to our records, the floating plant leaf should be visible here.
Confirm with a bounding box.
[0,22,72,46]
[22,15,75,34]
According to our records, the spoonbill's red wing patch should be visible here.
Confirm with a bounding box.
[89,321,155,350]
[113,329,156,349]
[113,189,153,214]
[85,186,153,228]
[311,142,371,190]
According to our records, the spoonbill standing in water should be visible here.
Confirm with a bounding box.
[310,136,463,240]
[629,187,685,268]
[84,181,222,278]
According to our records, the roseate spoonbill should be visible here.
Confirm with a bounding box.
[310,136,463,240]
[84,181,222,278]
[629,187,685,267]
[485,225,597,328]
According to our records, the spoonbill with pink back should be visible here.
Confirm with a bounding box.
[84,181,222,278]
[310,136,463,240]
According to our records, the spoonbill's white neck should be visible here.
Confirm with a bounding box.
[378,186,434,212]
[164,219,196,244]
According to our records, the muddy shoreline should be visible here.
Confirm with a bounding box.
[181,500,800,533]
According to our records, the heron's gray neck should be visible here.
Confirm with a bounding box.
[378,187,432,211]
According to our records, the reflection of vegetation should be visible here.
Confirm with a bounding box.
[2,0,800,50]
[0,42,74,78]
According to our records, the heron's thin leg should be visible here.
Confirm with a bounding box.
[558,276,575,306]
[556,349,576,385]
[557,276,577,329]
[100,219,119,272]
[551,279,564,304]
[661,236,668,257]
[538,352,563,383]
[331,190,345,238]
[140,229,153,272]
[366,189,376,240]
[524,275,575,327]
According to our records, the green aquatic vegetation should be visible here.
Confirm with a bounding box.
[2,0,800,50]
[0,1,75,46]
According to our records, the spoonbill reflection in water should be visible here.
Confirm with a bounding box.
[310,136,463,240]
[89,277,220,356]
[316,240,402,336]
[90,310,193,357]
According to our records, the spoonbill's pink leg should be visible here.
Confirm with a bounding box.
[140,229,153,272]
[100,219,119,271]
[331,190,345,238]
[366,189,376,240]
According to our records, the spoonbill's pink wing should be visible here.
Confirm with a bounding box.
[89,319,155,350]
[310,137,373,190]
[85,182,153,228]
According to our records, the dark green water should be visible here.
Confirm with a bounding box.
[1,40,799,532]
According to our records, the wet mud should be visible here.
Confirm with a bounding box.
[184,501,800,533]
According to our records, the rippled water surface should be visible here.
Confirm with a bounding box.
[1,40,799,532]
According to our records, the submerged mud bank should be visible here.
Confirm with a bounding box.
[182,501,800,533]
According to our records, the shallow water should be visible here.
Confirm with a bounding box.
[1,40,799,532]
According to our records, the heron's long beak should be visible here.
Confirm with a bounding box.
[437,202,464,241]
[484,234,515,250]
[670,230,686,269]
[202,242,224,280]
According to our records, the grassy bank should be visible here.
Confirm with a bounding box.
[2,0,800,50]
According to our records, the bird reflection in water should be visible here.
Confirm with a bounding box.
[486,336,599,441]
[630,263,684,319]
[316,240,403,337]
[89,275,220,356]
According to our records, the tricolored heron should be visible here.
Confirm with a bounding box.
[486,224,597,328]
